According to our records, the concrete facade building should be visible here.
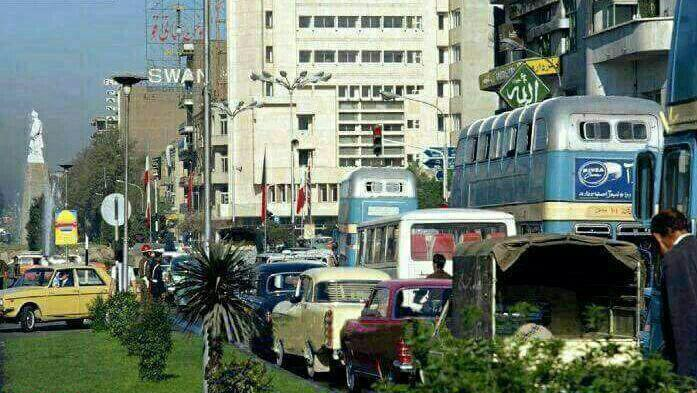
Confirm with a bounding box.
[224,0,496,226]
[486,0,675,111]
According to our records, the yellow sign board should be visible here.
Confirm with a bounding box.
[479,57,560,91]
[55,210,78,246]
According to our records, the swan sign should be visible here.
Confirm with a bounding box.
[499,63,551,109]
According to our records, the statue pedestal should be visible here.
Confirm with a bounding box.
[19,162,49,247]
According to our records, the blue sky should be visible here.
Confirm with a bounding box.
[0,0,145,205]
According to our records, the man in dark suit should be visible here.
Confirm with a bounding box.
[651,209,697,379]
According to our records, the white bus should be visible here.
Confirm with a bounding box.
[356,208,516,278]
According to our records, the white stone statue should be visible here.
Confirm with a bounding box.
[27,110,45,164]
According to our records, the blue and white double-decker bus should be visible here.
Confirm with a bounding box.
[450,96,664,241]
[337,168,417,266]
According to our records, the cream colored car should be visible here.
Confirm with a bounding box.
[271,267,390,378]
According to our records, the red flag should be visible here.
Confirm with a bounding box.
[144,156,151,229]
[296,173,307,215]
[261,149,268,223]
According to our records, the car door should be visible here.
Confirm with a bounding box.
[350,288,390,374]
[282,276,311,354]
[44,268,80,319]
[76,268,109,316]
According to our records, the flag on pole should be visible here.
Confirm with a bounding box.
[261,149,268,223]
[143,156,152,230]
[306,158,312,223]
[296,170,307,215]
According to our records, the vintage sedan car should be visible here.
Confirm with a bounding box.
[0,265,111,332]
[242,261,326,354]
[271,267,390,378]
[341,279,452,391]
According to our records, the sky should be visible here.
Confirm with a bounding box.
[0,0,146,207]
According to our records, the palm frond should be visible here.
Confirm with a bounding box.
[176,243,260,344]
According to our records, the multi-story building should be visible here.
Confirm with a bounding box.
[484,0,675,110]
[225,0,496,227]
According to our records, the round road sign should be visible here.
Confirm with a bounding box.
[100,193,132,226]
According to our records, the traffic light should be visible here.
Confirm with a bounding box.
[372,125,383,156]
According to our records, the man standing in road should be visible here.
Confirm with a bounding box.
[651,209,697,379]
[427,254,451,279]
[150,256,166,302]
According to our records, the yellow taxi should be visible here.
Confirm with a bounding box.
[0,265,111,332]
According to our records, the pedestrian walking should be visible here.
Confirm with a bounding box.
[651,209,697,379]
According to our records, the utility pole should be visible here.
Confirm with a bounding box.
[203,0,212,255]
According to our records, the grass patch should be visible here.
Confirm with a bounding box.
[1,331,326,393]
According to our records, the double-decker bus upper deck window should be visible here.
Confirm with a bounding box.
[477,133,491,162]
[618,122,648,141]
[491,128,503,159]
[533,119,548,151]
[366,181,383,193]
[505,126,517,157]
[465,136,478,164]
[668,0,697,105]
[516,123,532,154]
[580,122,611,141]
[661,146,692,214]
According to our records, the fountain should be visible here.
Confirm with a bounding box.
[42,177,61,257]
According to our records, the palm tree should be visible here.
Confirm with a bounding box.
[176,243,259,392]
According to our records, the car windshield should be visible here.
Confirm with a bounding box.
[12,269,54,287]
[395,287,452,319]
[266,273,301,293]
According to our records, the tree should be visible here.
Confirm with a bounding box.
[177,243,260,392]
[26,196,44,251]
[407,163,444,209]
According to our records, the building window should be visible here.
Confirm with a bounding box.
[437,81,447,98]
[264,81,274,97]
[220,192,229,204]
[383,16,403,28]
[362,50,381,63]
[338,85,348,98]
[361,85,371,98]
[452,114,461,131]
[350,85,359,98]
[340,158,359,167]
[406,16,422,29]
[407,119,420,130]
[338,16,359,27]
[451,44,461,62]
[438,12,447,30]
[265,46,273,63]
[299,16,311,28]
[298,115,314,132]
[372,85,382,98]
[314,16,335,28]
[314,50,335,63]
[407,50,422,64]
[383,51,404,63]
[438,47,447,64]
[299,50,312,63]
[451,9,461,27]
[437,114,445,131]
[338,50,358,63]
[452,80,461,96]
[383,124,402,131]
[220,114,228,135]
[298,149,313,167]
[221,157,229,173]
[265,11,273,28]
[361,16,381,28]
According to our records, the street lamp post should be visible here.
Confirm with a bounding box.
[381,91,449,201]
[250,70,331,236]
[112,74,146,293]
[500,38,563,90]
[59,164,73,263]
[212,100,263,223]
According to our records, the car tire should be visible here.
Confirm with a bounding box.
[66,319,85,329]
[345,356,362,393]
[19,306,37,333]
[304,345,317,379]
[273,338,285,368]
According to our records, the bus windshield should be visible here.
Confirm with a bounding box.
[411,223,507,261]
[668,0,697,105]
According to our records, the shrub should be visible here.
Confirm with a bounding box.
[104,292,140,345]
[87,295,109,332]
[129,301,173,381]
[208,358,272,393]
[375,320,696,393]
